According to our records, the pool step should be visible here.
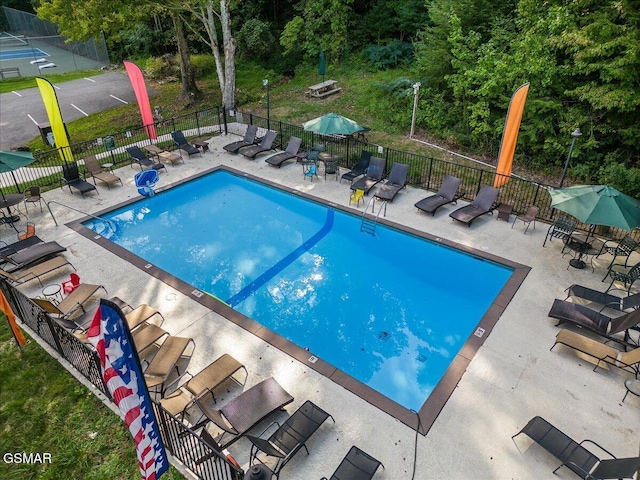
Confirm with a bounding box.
[360,197,386,236]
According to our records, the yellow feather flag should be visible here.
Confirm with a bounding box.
[494,83,530,188]
[0,289,26,348]
[36,77,72,161]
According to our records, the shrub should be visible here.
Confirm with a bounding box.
[236,19,276,62]
[364,41,414,70]
[190,54,216,79]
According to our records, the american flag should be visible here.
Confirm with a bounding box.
[87,299,169,479]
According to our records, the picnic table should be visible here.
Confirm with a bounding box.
[307,79,341,98]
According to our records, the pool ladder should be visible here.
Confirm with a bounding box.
[360,196,386,236]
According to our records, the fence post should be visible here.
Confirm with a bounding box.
[222,107,228,135]
[195,110,201,137]
[426,157,434,191]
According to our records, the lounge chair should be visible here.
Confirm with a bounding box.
[321,445,384,480]
[512,416,640,479]
[132,323,169,354]
[0,236,43,257]
[223,124,258,153]
[548,298,640,346]
[31,283,107,322]
[551,329,640,376]
[603,261,640,294]
[449,185,499,226]
[126,146,167,173]
[23,186,43,213]
[193,376,294,449]
[265,136,303,168]
[159,353,247,419]
[239,130,278,159]
[143,335,196,396]
[1,241,67,272]
[564,284,640,312]
[83,155,122,189]
[511,205,540,234]
[596,234,640,271]
[341,151,372,183]
[125,304,165,331]
[171,130,200,158]
[246,400,334,479]
[60,162,98,198]
[414,175,462,216]
[543,216,577,248]
[373,162,409,203]
[0,256,74,286]
[350,156,386,195]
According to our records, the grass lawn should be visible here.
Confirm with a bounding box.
[0,319,183,480]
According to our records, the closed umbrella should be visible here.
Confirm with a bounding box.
[302,112,366,136]
[318,50,326,82]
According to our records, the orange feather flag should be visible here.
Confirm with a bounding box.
[494,83,529,188]
[0,289,26,347]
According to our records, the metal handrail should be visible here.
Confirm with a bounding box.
[45,200,117,232]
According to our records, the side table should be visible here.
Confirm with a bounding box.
[622,378,640,403]
[42,284,62,303]
[193,140,209,152]
[497,203,513,221]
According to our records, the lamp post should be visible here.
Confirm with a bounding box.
[559,128,582,188]
[262,79,270,131]
[409,82,421,138]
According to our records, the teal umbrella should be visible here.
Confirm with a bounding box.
[549,185,640,231]
[318,50,326,80]
[0,150,36,193]
[302,112,366,136]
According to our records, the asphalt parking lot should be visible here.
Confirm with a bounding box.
[0,71,157,150]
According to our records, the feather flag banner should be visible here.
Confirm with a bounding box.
[494,83,529,187]
[35,77,72,161]
[124,61,158,140]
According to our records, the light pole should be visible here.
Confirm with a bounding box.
[262,79,270,130]
[410,82,421,138]
[559,128,582,187]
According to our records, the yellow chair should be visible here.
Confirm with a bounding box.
[350,189,364,207]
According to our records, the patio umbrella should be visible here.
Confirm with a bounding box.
[318,50,326,82]
[302,112,366,136]
[0,150,37,195]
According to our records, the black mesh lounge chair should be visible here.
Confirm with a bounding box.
[373,162,409,203]
[341,151,372,183]
[512,416,640,479]
[0,236,43,257]
[321,446,384,480]
[449,185,499,226]
[126,146,167,173]
[1,241,67,272]
[246,400,335,479]
[564,284,640,312]
[265,137,303,168]
[223,124,258,153]
[171,130,200,157]
[61,162,98,197]
[414,175,462,216]
[350,156,386,195]
[548,298,640,346]
[83,155,122,189]
[0,256,74,286]
[543,216,577,247]
[193,377,294,449]
[239,131,278,159]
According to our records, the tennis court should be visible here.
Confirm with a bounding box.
[0,48,49,61]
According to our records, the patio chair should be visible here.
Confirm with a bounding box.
[126,146,167,173]
[83,155,122,189]
[512,416,640,479]
[350,189,365,207]
[449,185,499,226]
[31,283,107,322]
[324,159,340,181]
[239,131,278,159]
[373,162,409,203]
[159,353,247,419]
[414,175,462,216]
[265,136,303,168]
[511,205,540,234]
[321,445,384,480]
[223,124,258,153]
[246,400,335,479]
[60,162,98,198]
[171,130,200,158]
[62,272,81,294]
[548,298,640,347]
[603,261,640,294]
[350,156,386,195]
[23,186,43,213]
[596,234,640,271]
[543,216,577,248]
[341,151,372,183]
[1,241,67,272]
[0,256,74,287]
[564,284,640,312]
[143,335,196,396]
[17,222,35,241]
[193,376,294,449]
[551,329,640,376]
[303,163,318,181]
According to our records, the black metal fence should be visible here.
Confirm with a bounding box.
[0,279,243,480]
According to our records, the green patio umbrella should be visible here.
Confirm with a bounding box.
[0,150,37,195]
[302,112,366,136]
[549,184,640,231]
[318,50,326,82]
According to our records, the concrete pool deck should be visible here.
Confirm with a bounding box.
[8,133,639,479]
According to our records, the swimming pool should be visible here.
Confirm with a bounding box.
[84,169,516,414]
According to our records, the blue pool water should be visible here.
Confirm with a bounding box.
[86,170,513,410]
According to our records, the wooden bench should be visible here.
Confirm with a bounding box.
[307,79,341,98]
[0,67,21,79]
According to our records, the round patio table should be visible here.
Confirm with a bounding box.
[622,378,640,403]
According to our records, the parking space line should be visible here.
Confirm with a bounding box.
[11,91,22,97]
[71,104,89,116]
[27,114,39,125]
[83,77,97,83]
[110,95,128,104]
